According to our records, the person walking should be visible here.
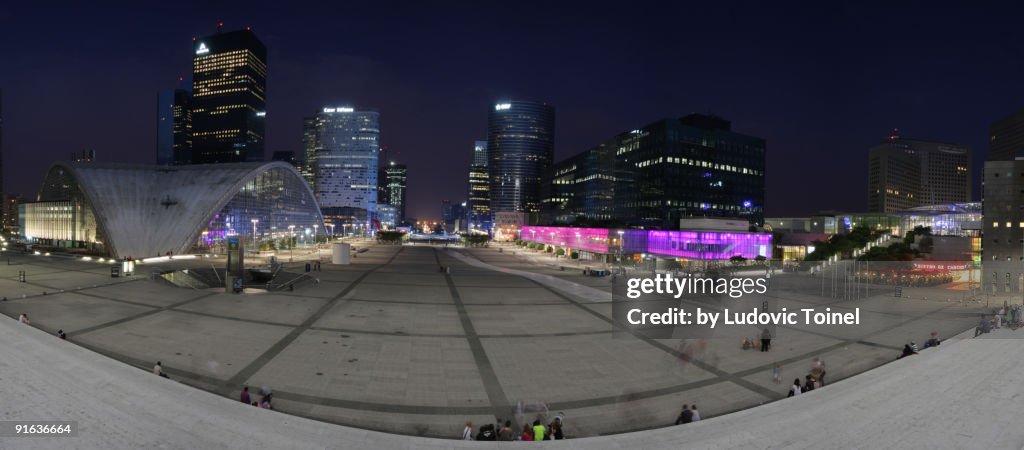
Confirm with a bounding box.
[462,421,473,440]
[240,386,251,404]
[772,364,782,384]
[788,378,802,397]
[760,328,772,352]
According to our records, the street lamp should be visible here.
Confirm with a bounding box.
[251,219,259,250]
[288,225,296,261]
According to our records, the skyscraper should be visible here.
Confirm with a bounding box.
[487,100,555,225]
[540,114,766,228]
[382,163,407,224]
[0,89,4,201]
[190,27,267,164]
[156,88,192,165]
[466,140,490,232]
[867,135,971,213]
[989,110,1024,161]
[300,115,319,191]
[311,107,380,222]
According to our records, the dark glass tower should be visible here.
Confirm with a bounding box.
[190,28,267,164]
[487,100,555,223]
[157,89,193,165]
[383,163,407,223]
[466,140,491,232]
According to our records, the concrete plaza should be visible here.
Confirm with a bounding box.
[0,244,988,438]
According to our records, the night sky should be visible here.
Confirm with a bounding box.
[0,2,1020,220]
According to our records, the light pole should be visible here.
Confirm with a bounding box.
[288,225,295,261]
[251,219,259,251]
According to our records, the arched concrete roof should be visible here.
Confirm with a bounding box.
[39,161,320,259]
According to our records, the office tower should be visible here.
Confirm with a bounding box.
[311,107,380,221]
[157,89,192,165]
[71,149,96,162]
[441,200,453,226]
[981,160,1024,295]
[300,115,319,191]
[990,110,1024,161]
[487,100,555,224]
[540,137,616,225]
[541,114,765,228]
[381,163,407,224]
[190,27,267,164]
[466,140,490,232]
[867,135,971,213]
[616,114,765,227]
[271,150,297,165]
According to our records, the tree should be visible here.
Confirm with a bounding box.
[570,251,579,259]
[555,248,565,256]
[754,255,767,264]
[729,255,747,265]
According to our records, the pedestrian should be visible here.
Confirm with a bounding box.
[521,424,534,441]
[690,405,701,421]
[550,419,564,440]
[975,316,992,337]
[910,341,918,353]
[314,278,320,287]
[772,364,782,384]
[899,344,916,358]
[675,404,693,424]
[462,421,473,440]
[57,329,67,339]
[532,419,546,441]
[924,332,941,348]
[498,420,514,441]
[788,378,802,397]
[760,328,772,352]
[153,361,168,378]
[475,424,496,441]
[240,386,251,404]
[803,375,816,392]
[18,313,30,325]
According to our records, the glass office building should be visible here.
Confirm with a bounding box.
[311,107,380,225]
[190,28,267,164]
[487,100,555,223]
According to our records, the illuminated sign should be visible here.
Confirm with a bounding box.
[495,103,511,111]
[255,111,266,117]
[323,107,355,113]
[196,43,210,55]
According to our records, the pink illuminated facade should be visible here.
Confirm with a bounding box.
[521,226,772,260]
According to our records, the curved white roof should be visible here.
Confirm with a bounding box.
[40,161,319,259]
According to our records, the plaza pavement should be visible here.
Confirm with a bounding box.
[0,244,988,439]
[2,305,1021,449]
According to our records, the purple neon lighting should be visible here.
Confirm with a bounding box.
[521,226,610,253]
[521,226,772,260]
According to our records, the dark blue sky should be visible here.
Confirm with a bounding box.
[0,2,1020,220]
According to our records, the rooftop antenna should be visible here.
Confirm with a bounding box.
[217,20,224,33]
[889,128,900,141]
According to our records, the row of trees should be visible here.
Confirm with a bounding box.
[515,240,580,259]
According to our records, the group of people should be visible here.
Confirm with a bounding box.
[674,404,702,424]
[462,416,564,441]
[741,328,773,352]
[787,358,827,396]
[240,385,273,409]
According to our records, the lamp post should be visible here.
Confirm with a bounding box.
[251,219,259,251]
[288,225,295,261]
